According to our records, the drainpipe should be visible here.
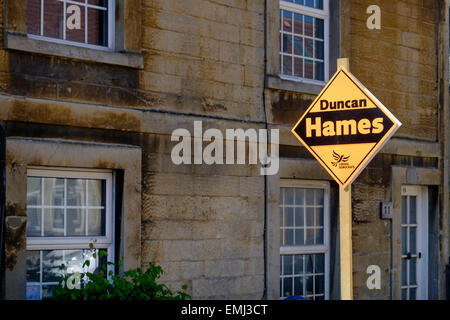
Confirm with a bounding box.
[447,257,450,300]
[0,123,6,300]
[261,0,269,300]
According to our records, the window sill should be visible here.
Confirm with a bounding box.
[5,32,144,69]
[265,74,325,95]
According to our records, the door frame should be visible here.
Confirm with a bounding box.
[401,185,428,300]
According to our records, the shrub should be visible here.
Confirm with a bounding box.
[50,248,191,300]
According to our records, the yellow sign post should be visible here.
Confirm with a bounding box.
[291,58,401,300]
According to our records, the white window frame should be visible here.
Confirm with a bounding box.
[279,0,330,85]
[400,185,428,300]
[27,0,116,51]
[280,179,330,300]
[26,167,115,252]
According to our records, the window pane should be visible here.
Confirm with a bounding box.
[89,0,108,6]
[305,276,313,295]
[27,0,42,35]
[285,188,294,205]
[315,275,324,294]
[293,14,303,35]
[88,180,105,206]
[293,57,303,77]
[295,207,304,227]
[42,284,56,299]
[305,228,315,245]
[306,207,314,227]
[283,277,293,297]
[315,228,324,245]
[294,255,304,274]
[316,0,324,10]
[42,250,64,282]
[401,196,407,224]
[316,189,324,205]
[304,38,314,58]
[402,227,408,255]
[294,188,304,205]
[27,177,42,206]
[44,178,64,206]
[294,229,304,245]
[88,209,104,236]
[285,207,294,227]
[315,18,324,39]
[409,288,416,300]
[27,208,42,236]
[315,254,324,273]
[282,55,292,75]
[67,208,85,236]
[316,207,324,227]
[26,285,41,300]
[315,41,324,59]
[305,189,314,205]
[293,36,303,56]
[88,7,108,46]
[283,34,293,54]
[401,289,407,300]
[401,258,407,286]
[410,258,417,285]
[305,0,314,8]
[294,277,303,295]
[304,16,314,37]
[410,227,417,254]
[409,196,417,224]
[305,59,314,79]
[67,179,86,206]
[283,255,293,275]
[26,251,41,282]
[285,229,294,246]
[44,208,64,236]
[305,254,314,273]
[315,61,324,81]
[282,10,292,32]
[65,250,85,274]
[43,0,63,39]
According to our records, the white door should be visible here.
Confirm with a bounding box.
[400,185,428,300]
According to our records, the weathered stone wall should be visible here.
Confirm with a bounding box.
[140,131,265,299]
[344,0,437,141]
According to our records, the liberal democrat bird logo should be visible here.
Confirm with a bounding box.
[331,151,350,167]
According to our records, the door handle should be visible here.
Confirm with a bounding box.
[406,252,421,259]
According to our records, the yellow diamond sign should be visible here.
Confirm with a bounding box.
[291,67,402,188]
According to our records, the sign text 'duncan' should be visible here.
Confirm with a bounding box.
[291,67,402,188]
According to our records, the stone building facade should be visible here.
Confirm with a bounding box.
[0,0,448,300]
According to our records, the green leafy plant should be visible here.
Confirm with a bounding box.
[50,247,191,300]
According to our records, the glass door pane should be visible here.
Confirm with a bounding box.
[400,195,419,300]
